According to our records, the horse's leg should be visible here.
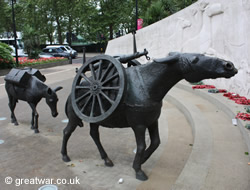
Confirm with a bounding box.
[141,121,160,164]
[132,125,148,181]
[90,123,114,167]
[28,103,39,133]
[61,119,78,162]
[8,95,18,125]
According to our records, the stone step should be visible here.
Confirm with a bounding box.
[165,86,249,190]
[137,101,193,190]
[176,80,250,157]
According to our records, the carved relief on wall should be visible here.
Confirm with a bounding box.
[106,0,250,97]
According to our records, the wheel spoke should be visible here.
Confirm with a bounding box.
[97,60,103,80]
[100,62,113,82]
[101,86,120,90]
[110,66,116,75]
[101,73,119,85]
[75,91,91,103]
[100,91,115,104]
[80,73,92,84]
[97,94,105,114]
[90,95,96,117]
[80,94,92,113]
[76,85,90,89]
[89,63,96,80]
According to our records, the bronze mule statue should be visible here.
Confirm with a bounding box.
[5,68,62,133]
[61,52,237,180]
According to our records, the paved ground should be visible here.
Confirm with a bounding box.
[0,58,249,190]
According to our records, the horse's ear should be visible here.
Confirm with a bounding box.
[54,86,63,92]
[153,54,179,64]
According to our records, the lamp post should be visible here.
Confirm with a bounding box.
[11,0,18,65]
[135,0,138,31]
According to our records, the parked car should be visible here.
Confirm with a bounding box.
[46,45,78,58]
[39,52,54,58]
[42,47,70,59]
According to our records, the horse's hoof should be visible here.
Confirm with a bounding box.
[104,157,114,167]
[34,129,40,133]
[62,155,71,162]
[136,170,148,181]
[14,122,19,126]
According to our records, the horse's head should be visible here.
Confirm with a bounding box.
[44,86,63,117]
[154,52,238,82]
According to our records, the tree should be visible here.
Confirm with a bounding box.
[141,0,197,26]
[1,0,197,47]
[22,25,40,59]
[0,0,12,33]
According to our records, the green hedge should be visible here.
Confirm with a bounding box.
[0,42,16,69]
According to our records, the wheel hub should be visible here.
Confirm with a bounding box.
[91,82,100,94]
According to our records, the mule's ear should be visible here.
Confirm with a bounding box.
[190,56,199,64]
[153,54,179,64]
[47,88,52,95]
[54,86,63,92]
[168,52,180,56]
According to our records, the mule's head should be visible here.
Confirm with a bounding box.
[44,86,63,117]
[154,52,238,83]
[170,52,238,82]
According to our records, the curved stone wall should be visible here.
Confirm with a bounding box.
[106,0,250,98]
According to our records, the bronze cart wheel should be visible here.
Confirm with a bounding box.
[71,55,126,123]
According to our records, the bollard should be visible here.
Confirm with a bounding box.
[83,47,86,64]
[69,55,72,64]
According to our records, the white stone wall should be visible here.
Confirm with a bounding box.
[106,0,250,98]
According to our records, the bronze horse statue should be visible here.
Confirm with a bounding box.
[61,52,237,180]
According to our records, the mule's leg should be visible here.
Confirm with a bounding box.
[31,109,35,130]
[90,123,114,167]
[61,119,78,162]
[28,103,39,133]
[141,121,160,164]
[8,95,18,125]
[132,125,148,181]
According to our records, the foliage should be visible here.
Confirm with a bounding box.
[141,0,197,26]
[22,25,40,59]
[0,42,16,69]
[0,0,12,34]
[0,0,197,45]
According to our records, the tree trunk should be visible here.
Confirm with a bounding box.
[67,15,73,46]
[109,24,113,40]
[56,16,63,44]
[47,33,53,44]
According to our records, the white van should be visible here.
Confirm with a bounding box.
[0,32,27,57]
[46,45,78,58]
